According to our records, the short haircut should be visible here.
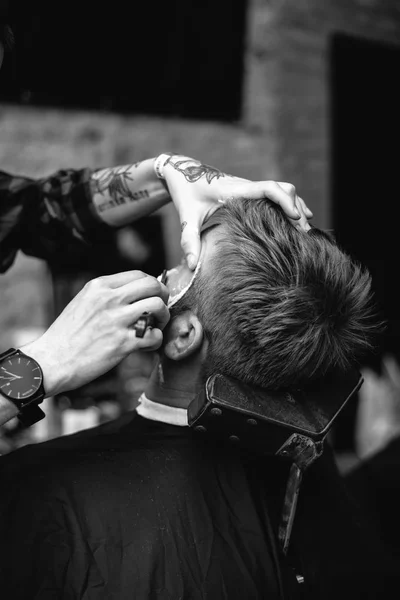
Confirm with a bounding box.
[172,198,382,391]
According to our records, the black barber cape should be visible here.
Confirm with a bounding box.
[0,407,387,600]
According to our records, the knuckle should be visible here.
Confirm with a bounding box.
[264,181,280,199]
[96,275,107,286]
[84,277,108,299]
[132,270,146,279]
[148,276,163,292]
[85,277,100,291]
[285,183,296,197]
[152,296,166,312]
[99,291,117,313]
[138,277,164,300]
[277,182,296,196]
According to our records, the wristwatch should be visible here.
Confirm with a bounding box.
[0,348,46,426]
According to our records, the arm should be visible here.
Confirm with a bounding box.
[0,164,169,273]
[0,162,169,427]
[90,155,313,266]
[1,156,312,273]
[0,156,311,427]
[89,158,170,226]
[0,271,170,428]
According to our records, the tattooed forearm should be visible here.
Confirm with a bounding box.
[165,156,226,184]
[96,189,150,213]
[89,158,170,225]
[91,165,139,202]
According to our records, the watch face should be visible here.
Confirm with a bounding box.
[0,354,43,403]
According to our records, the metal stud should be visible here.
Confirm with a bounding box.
[210,408,222,416]
[195,425,207,433]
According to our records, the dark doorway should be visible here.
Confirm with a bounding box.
[1,0,247,121]
[330,33,400,450]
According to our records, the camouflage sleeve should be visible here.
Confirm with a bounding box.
[0,168,109,273]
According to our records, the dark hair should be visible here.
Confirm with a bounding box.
[0,23,14,51]
[172,198,383,391]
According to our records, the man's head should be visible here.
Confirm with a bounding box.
[162,198,380,392]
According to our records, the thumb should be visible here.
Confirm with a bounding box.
[180,220,201,271]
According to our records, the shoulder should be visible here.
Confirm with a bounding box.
[0,410,138,477]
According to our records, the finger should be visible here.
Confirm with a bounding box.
[125,296,170,331]
[98,270,149,289]
[118,276,169,305]
[132,327,164,352]
[277,183,312,221]
[295,197,312,231]
[238,181,300,220]
[180,222,201,271]
[290,198,311,232]
[280,187,313,220]
[297,195,313,219]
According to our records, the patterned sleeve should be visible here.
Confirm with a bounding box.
[0,168,109,273]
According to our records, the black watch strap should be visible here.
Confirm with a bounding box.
[0,348,46,426]
[17,403,45,427]
[0,347,18,361]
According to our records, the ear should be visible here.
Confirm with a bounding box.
[163,311,204,361]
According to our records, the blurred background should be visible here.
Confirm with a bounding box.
[1,0,400,471]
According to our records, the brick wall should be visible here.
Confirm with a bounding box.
[246,0,400,229]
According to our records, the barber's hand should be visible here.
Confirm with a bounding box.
[21,271,170,397]
[162,154,313,270]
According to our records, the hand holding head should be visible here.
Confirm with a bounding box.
[158,154,313,270]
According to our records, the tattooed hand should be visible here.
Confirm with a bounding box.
[162,154,313,270]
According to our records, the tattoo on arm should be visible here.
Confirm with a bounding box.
[91,165,150,213]
[166,156,226,184]
[91,166,136,202]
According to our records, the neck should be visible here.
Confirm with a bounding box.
[144,354,204,409]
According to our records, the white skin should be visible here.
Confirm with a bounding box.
[0,42,312,424]
[162,161,312,270]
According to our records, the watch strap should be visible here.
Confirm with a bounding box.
[0,347,18,361]
[17,403,46,427]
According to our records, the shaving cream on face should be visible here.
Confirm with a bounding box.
[157,259,202,309]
